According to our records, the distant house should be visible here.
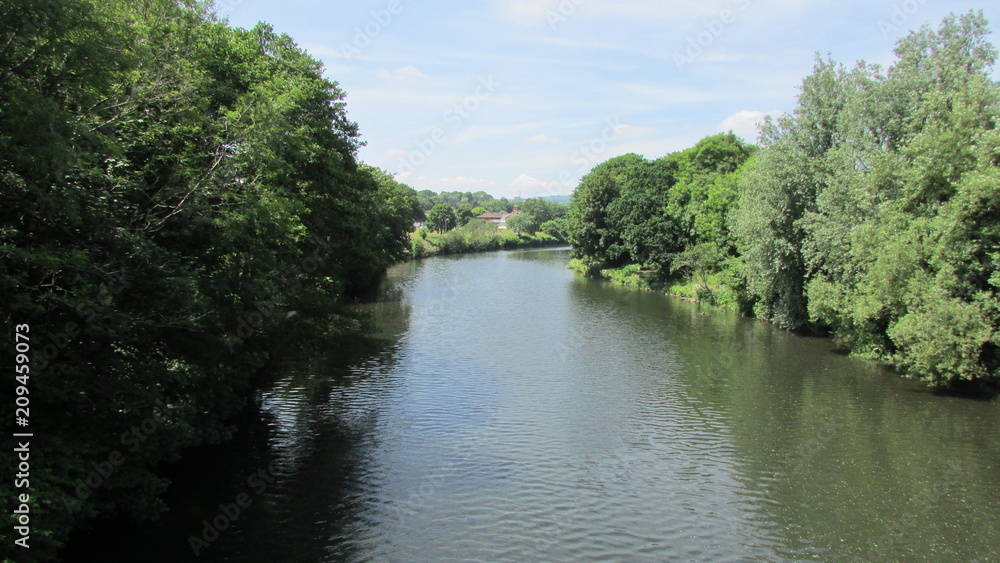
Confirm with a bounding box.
[475,212,504,224]
[477,207,520,229]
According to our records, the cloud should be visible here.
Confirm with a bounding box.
[612,123,657,140]
[717,109,781,143]
[496,0,557,25]
[300,42,341,58]
[527,133,560,144]
[437,176,497,188]
[395,170,427,183]
[377,65,429,83]
[624,84,727,105]
[497,0,725,27]
[509,173,563,195]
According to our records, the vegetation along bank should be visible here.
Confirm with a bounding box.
[567,11,1000,393]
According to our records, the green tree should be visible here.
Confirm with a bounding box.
[455,204,476,225]
[738,10,999,387]
[519,197,567,225]
[0,1,424,555]
[732,56,851,330]
[567,153,645,270]
[540,218,568,241]
[507,212,538,235]
[427,202,457,232]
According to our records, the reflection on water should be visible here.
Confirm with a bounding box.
[69,248,1000,561]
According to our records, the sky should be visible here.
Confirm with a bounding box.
[217,0,999,200]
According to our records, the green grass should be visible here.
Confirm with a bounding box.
[410,225,564,259]
[570,261,747,312]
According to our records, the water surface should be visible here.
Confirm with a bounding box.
[70,248,1000,561]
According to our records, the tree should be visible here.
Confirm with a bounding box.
[0,1,425,555]
[736,10,1000,387]
[507,213,538,235]
[732,56,851,330]
[569,135,753,279]
[519,197,567,226]
[540,218,568,241]
[426,203,457,232]
[567,153,645,270]
[455,204,476,226]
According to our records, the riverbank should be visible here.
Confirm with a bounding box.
[410,225,564,258]
[568,259,747,311]
[569,258,999,398]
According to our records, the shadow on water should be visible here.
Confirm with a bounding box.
[63,248,1000,561]
[658,300,1000,560]
[560,260,1000,560]
[62,334,405,563]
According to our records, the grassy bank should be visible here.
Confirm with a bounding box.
[568,260,748,312]
[411,222,564,258]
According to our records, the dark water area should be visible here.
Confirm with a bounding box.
[66,248,1000,561]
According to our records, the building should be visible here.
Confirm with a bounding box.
[475,212,504,224]
[476,207,520,229]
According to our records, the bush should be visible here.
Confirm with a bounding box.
[499,232,523,249]
[534,232,559,244]
[540,218,568,241]
[411,238,425,258]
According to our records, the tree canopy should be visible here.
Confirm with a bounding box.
[569,11,1000,391]
[1,0,419,557]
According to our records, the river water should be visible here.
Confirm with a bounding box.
[70,248,1000,561]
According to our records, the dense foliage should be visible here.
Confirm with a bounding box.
[415,189,515,216]
[0,0,418,558]
[569,11,999,390]
[419,220,559,256]
[567,135,754,279]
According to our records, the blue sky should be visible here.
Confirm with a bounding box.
[217,0,999,199]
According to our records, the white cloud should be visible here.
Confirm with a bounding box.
[509,173,562,195]
[700,51,761,63]
[497,0,726,27]
[527,133,560,144]
[449,122,545,146]
[395,170,427,182]
[612,123,657,140]
[387,148,407,158]
[437,176,497,188]
[377,65,429,84]
[717,109,781,143]
[624,84,727,105]
[300,42,341,58]
[496,0,557,25]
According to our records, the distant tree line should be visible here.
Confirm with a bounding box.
[568,11,999,391]
[414,195,569,258]
[1,0,420,558]
[416,189,513,214]
[421,192,569,240]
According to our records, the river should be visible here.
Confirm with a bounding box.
[68,247,1000,561]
